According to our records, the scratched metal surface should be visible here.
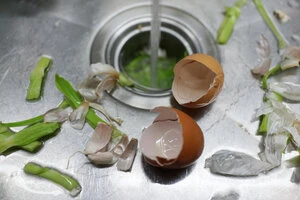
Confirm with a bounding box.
[0,0,300,199]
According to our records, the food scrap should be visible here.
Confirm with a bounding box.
[83,123,137,171]
[253,0,288,49]
[206,32,300,180]
[0,122,60,155]
[24,162,81,197]
[26,55,52,101]
[172,54,224,108]
[216,0,247,44]
[140,107,204,169]
[251,34,272,76]
[273,9,291,23]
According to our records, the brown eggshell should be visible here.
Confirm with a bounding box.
[171,108,204,168]
[172,54,224,108]
[140,107,204,169]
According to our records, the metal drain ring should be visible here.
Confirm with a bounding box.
[90,3,219,110]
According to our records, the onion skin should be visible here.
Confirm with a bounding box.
[172,54,224,108]
[143,108,204,169]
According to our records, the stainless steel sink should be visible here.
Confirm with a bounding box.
[0,0,300,199]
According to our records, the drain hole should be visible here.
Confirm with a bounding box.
[119,31,187,93]
[90,4,219,109]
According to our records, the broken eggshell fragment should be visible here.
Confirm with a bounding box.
[140,107,204,169]
[172,54,224,108]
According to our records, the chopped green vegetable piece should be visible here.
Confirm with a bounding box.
[262,65,282,89]
[55,74,123,138]
[253,0,288,49]
[118,73,134,87]
[258,91,283,135]
[0,122,60,154]
[258,114,268,135]
[2,115,44,128]
[0,123,11,134]
[26,56,52,100]
[286,155,300,168]
[24,162,81,196]
[0,128,42,152]
[1,100,69,127]
[217,0,247,44]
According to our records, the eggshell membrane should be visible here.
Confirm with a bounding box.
[172,54,224,108]
[140,107,204,169]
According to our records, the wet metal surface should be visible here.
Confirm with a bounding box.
[0,0,300,200]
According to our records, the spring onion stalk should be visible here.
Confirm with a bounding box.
[261,65,282,89]
[1,100,69,128]
[0,129,42,152]
[26,56,52,100]
[55,74,122,138]
[258,92,283,135]
[0,122,60,154]
[286,155,300,168]
[217,0,247,44]
[118,73,134,87]
[24,162,81,196]
[258,114,268,134]
[252,0,288,49]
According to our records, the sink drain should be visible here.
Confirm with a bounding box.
[90,3,219,110]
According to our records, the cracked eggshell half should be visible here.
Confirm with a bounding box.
[172,54,224,108]
[140,107,204,169]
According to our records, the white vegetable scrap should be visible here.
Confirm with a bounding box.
[204,150,273,176]
[84,123,112,154]
[258,134,288,167]
[117,138,138,172]
[273,9,291,23]
[285,121,300,148]
[280,46,300,70]
[252,101,273,119]
[44,108,71,123]
[269,82,300,101]
[69,102,89,130]
[78,63,119,101]
[251,35,272,75]
[84,123,137,168]
[84,123,118,165]
[89,102,123,126]
[77,77,101,101]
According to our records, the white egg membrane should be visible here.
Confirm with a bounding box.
[140,107,183,166]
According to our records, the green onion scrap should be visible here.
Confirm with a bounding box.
[55,74,122,138]
[0,122,60,154]
[26,56,52,101]
[217,0,247,44]
[24,162,81,197]
[253,0,288,49]
[0,125,42,152]
[1,100,69,128]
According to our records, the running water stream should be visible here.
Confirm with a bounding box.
[150,0,161,88]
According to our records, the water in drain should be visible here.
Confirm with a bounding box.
[119,31,188,92]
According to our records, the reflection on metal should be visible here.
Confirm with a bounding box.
[1,0,299,199]
[90,3,219,110]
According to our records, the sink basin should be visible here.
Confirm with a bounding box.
[0,0,300,199]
